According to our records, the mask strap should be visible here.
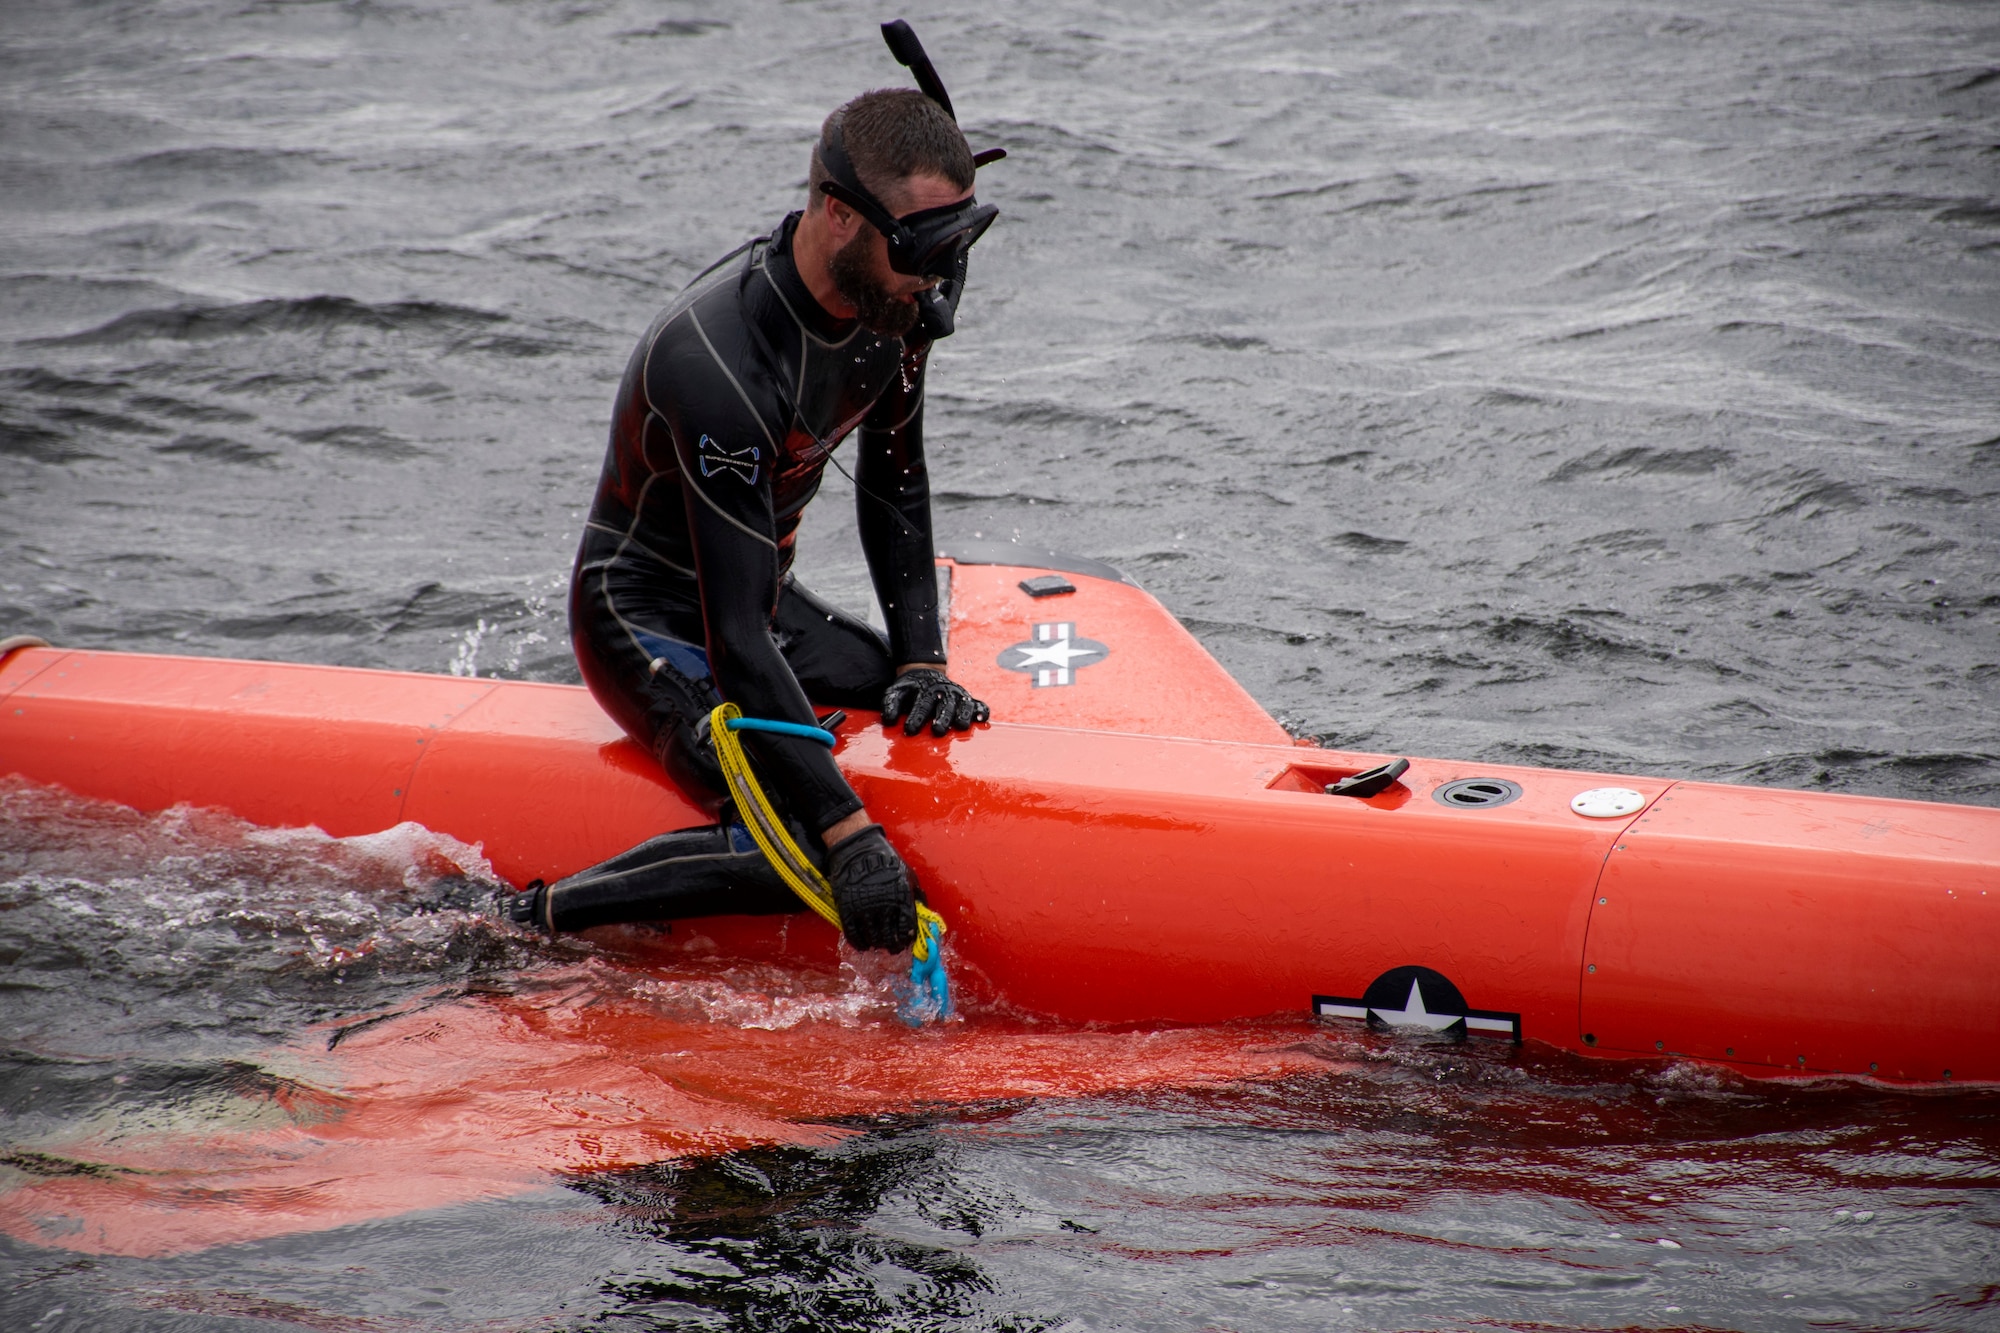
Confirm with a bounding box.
[817,127,913,247]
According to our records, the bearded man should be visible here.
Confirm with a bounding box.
[506,68,1001,953]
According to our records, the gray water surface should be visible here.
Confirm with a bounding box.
[3,1,1997,1329]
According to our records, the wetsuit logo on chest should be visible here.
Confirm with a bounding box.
[697,434,760,485]
[998,621,1109,688]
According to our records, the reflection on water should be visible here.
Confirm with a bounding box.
[2,0,1997,1326]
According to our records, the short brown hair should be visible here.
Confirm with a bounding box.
[807,88,974,212]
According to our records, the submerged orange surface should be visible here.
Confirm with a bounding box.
[0,961,1330,1258]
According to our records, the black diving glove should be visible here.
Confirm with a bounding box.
[826,824,918,953]
[881,667,990,736]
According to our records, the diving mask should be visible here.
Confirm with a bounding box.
[816,128,998,282]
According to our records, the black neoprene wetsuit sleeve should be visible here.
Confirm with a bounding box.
[654,337,866,835]
[855,342,947,668]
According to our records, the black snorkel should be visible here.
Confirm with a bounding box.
[816,20,1006,340]
[880,18,961,120]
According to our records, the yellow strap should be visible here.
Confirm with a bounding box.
[710,702,840,928]
[913,901,945,963]
[707,702,947,962]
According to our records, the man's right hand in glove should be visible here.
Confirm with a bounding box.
[825,823,918,953]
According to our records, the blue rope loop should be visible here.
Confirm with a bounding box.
[725,715,837,748]
[902,913,951,1026]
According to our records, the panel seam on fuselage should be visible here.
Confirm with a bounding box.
[1574,780,1681,1050]
[395,681,505,827]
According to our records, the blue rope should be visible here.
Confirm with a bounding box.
[725,716,837,748]
[902,912,951,1026]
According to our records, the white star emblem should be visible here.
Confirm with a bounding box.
[1010,637,1103,669]
[1368,979,1463,1032]
[997,621,1111,688]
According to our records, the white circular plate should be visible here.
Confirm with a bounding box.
[1571,787,1646,819]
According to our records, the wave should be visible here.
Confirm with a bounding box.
[33,295,507,347]
[1759,475,1871,519]
[932,488,1067,508]
[1934,200,2000,227]
[1476,610,1673,666]
[0,412,101,464]
[191,584,534,644]
[0,367,272,467]
[614,18,729,39]
[1724,748,2000,799]
[286,423,426,460]
[954,397,1125,431]
[1547,445,1733,481]
[154,434,278,466]
[109,144,332,183]
[1325,530,1409,554]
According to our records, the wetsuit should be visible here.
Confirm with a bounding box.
[551,213,950,930]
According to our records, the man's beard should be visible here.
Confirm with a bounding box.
[829,229,919,338]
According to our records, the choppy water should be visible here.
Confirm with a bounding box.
[3,0,1997,1329]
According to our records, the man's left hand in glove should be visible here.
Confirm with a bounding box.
[881,666,990,737]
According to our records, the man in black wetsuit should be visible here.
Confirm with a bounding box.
[506,81,998,953]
